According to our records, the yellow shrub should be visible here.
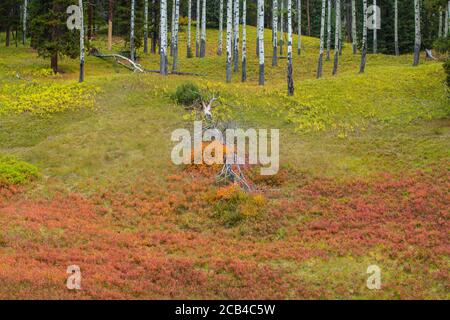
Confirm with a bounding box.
[0,82,100,115]
[213,185,266,226]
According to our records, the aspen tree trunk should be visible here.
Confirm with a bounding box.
[160,0,168,74]
[257,0,260,56]
[280,0,284,55]
[326,0,331,61]
[108,0,113,51]
[172,0,180,71]
[200,0,207,57]
[297,0,301,55]
[360,0,368,73]
[339,1,343,55]
[51,53,58,73]
[144,0,149,53]
[258,0,265,85]
[79,0,85,82]
[22,0,27,45]
[413,0,421,66]
[171,0,175,56]
[6,6,13,47]
[272,0,278,66]
[316,0,326,78]
[130,0,135,61]
[6,26,10,47]
[49,0,57,70]
[439,8,442,39]
[287,0,294,95]
[242,0,247,82]
[188,0,193,57]
[226,0,233,82]
[196,0,200,56]
[446,1,449,37]
[373,0,377,54]
[233,0,240,71]
[218,0,223,55]
[306,0,311,35]
[394,0,399,55]
[333,0,341,75]
[352,0,357,54]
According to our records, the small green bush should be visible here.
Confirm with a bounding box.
[433,37,450,54]
[444,59,450,88]
[0,156,39,185]
[172,82,202,106]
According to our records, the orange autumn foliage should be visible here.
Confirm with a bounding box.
[190,140,233,165]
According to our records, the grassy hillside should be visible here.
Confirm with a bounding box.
[0,27,448,299]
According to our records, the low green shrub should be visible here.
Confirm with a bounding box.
[0,155,39,185]
[433,37,450,54]
[171,82,202,106]
[444,59,450,88]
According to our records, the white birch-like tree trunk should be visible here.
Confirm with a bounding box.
[79,0,84,82]
[394,0,399,55]
[233,0,240,71]
[297,0,301,55]
[171,0,175,56]
[242,0,247,82]
[160,0,168,74]
[326,0,331,60]
[130,0,135,61]
[196,0,200,56]
[306,0,310,35]
[200,0,207,57]
[218,0,223,55]
[258,0,265,85]
[360,0,368,73]
[446,1,449,37]
[280,0,284,55]
[339,1,343,55]
[22,0,27,45]
[172,0,180,71]
[256,0,259,55]
[144,0,149,53]
[188,0,193,57]
[287,0,293,95]
[373,0,377,54]
[439,7,443,39]
[272,0,278,66]
[333,0,341,75]
[413,0,421,66]
[108,0,113,51]
[316,0,326,78]
[352,0,357,54]
[226,0,233,82]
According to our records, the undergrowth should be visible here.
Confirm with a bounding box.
[0,155,38,185]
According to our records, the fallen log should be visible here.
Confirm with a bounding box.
[89,47,144,72]
[143,69,206,76]
[89,47,205,76]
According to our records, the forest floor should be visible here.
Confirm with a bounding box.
[0,27,449,299]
